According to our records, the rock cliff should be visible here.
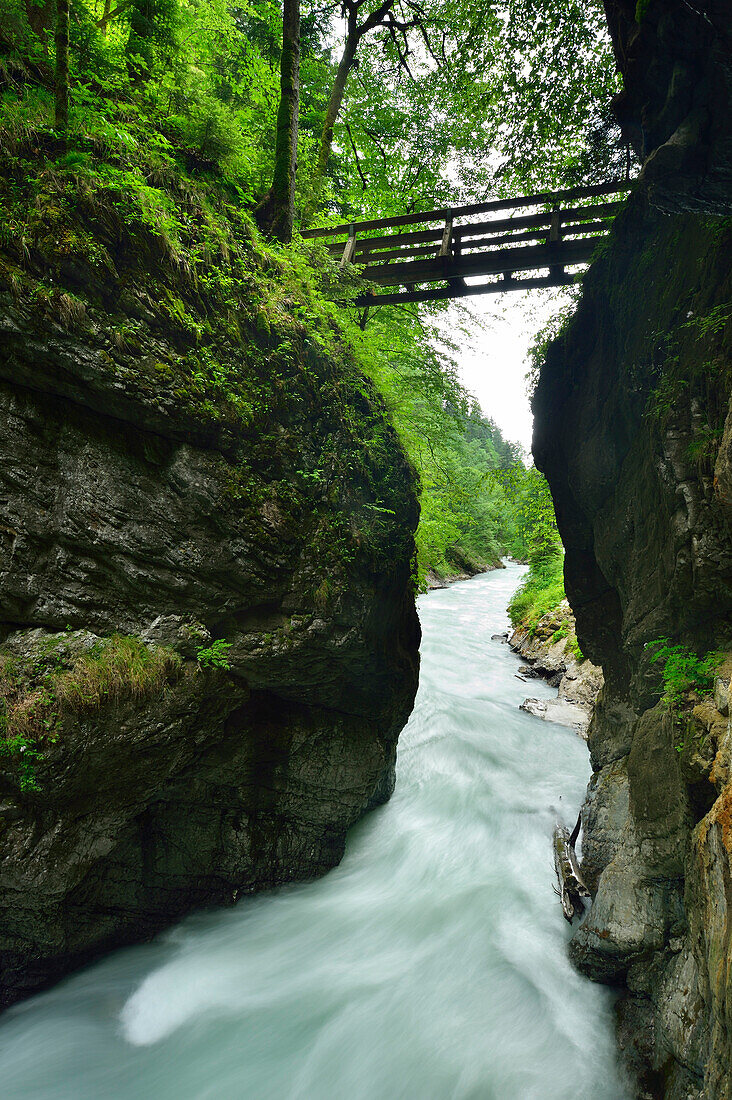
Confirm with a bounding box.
[603,0,732,213]
[533,163,732,1100]
[533,4,732,1089]
[0,165,420,1008]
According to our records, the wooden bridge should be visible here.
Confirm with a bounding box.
[301,181,631,307]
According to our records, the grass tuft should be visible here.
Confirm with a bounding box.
[0,634,183,793]
[55,635,182,711]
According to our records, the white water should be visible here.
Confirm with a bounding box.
[0,564,628,1099]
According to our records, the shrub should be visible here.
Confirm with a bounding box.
[646,638,723,707]
[196,639,233,670]
[0,634,182,792]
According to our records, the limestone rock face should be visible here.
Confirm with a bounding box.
[533,192,732,1098]
[603,0,732,213]
[0,250,420,1008]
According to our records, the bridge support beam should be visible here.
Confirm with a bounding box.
[340,224,357,268]
[355,272,575,307]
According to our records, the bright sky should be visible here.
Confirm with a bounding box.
[443,286,573,455]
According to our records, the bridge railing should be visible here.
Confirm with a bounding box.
[301,180,632,275]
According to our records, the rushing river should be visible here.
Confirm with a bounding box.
[0,563,628,1099]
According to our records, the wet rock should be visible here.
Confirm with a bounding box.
[519,697,591,735]
[604,0,732,214]
[579,756,630,893]
[713,676,729,718]
[510,603,604,735]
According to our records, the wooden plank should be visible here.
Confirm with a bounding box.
[352,220,610,265]
[329,201,619,257]
[301,180,632,239]
[328,209,551,252]
[340,225,357,268]
[329,225,444,254]
[355,242,443,263]
[454,220,609,254]
[361,237,598,286]
[455,201,620,242]
[355,272,575,305]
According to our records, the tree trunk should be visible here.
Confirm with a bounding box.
[24,0,56,54]
[256,0,301,243]
[54,0,70,138]
[304,0,395,218]
[306,35,358,214]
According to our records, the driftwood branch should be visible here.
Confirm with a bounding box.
[553,816,590,923]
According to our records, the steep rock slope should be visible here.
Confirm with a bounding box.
[534,190,732,1096]
[603,0,732,212]
[533,5,732,1092]
[0,168,420,1008]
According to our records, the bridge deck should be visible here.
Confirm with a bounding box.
[301,181,631,306]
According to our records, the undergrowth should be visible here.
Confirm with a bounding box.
[508,546,565,632]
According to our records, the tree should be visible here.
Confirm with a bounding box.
[307,0,393,211]
[304,0,454,214]
[303,0,621,222]
[54,0,69,136]
[256,0,301,243]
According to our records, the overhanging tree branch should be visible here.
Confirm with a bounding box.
[345,121,367,190]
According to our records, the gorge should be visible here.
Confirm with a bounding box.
[1,0,731,1096]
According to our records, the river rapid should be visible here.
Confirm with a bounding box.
[0,563,628,1099]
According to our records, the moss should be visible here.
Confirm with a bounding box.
[0,138,418,585]
[631,217,732,438]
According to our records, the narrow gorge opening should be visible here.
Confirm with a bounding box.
[0,1,730,1098]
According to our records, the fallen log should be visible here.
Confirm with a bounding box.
[553,816,590,923]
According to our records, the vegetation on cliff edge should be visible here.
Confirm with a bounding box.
[0,0,613,586]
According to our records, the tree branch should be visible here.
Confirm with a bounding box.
[362,124,388,172]
[345,121,368,190]
[96,0,133,28]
